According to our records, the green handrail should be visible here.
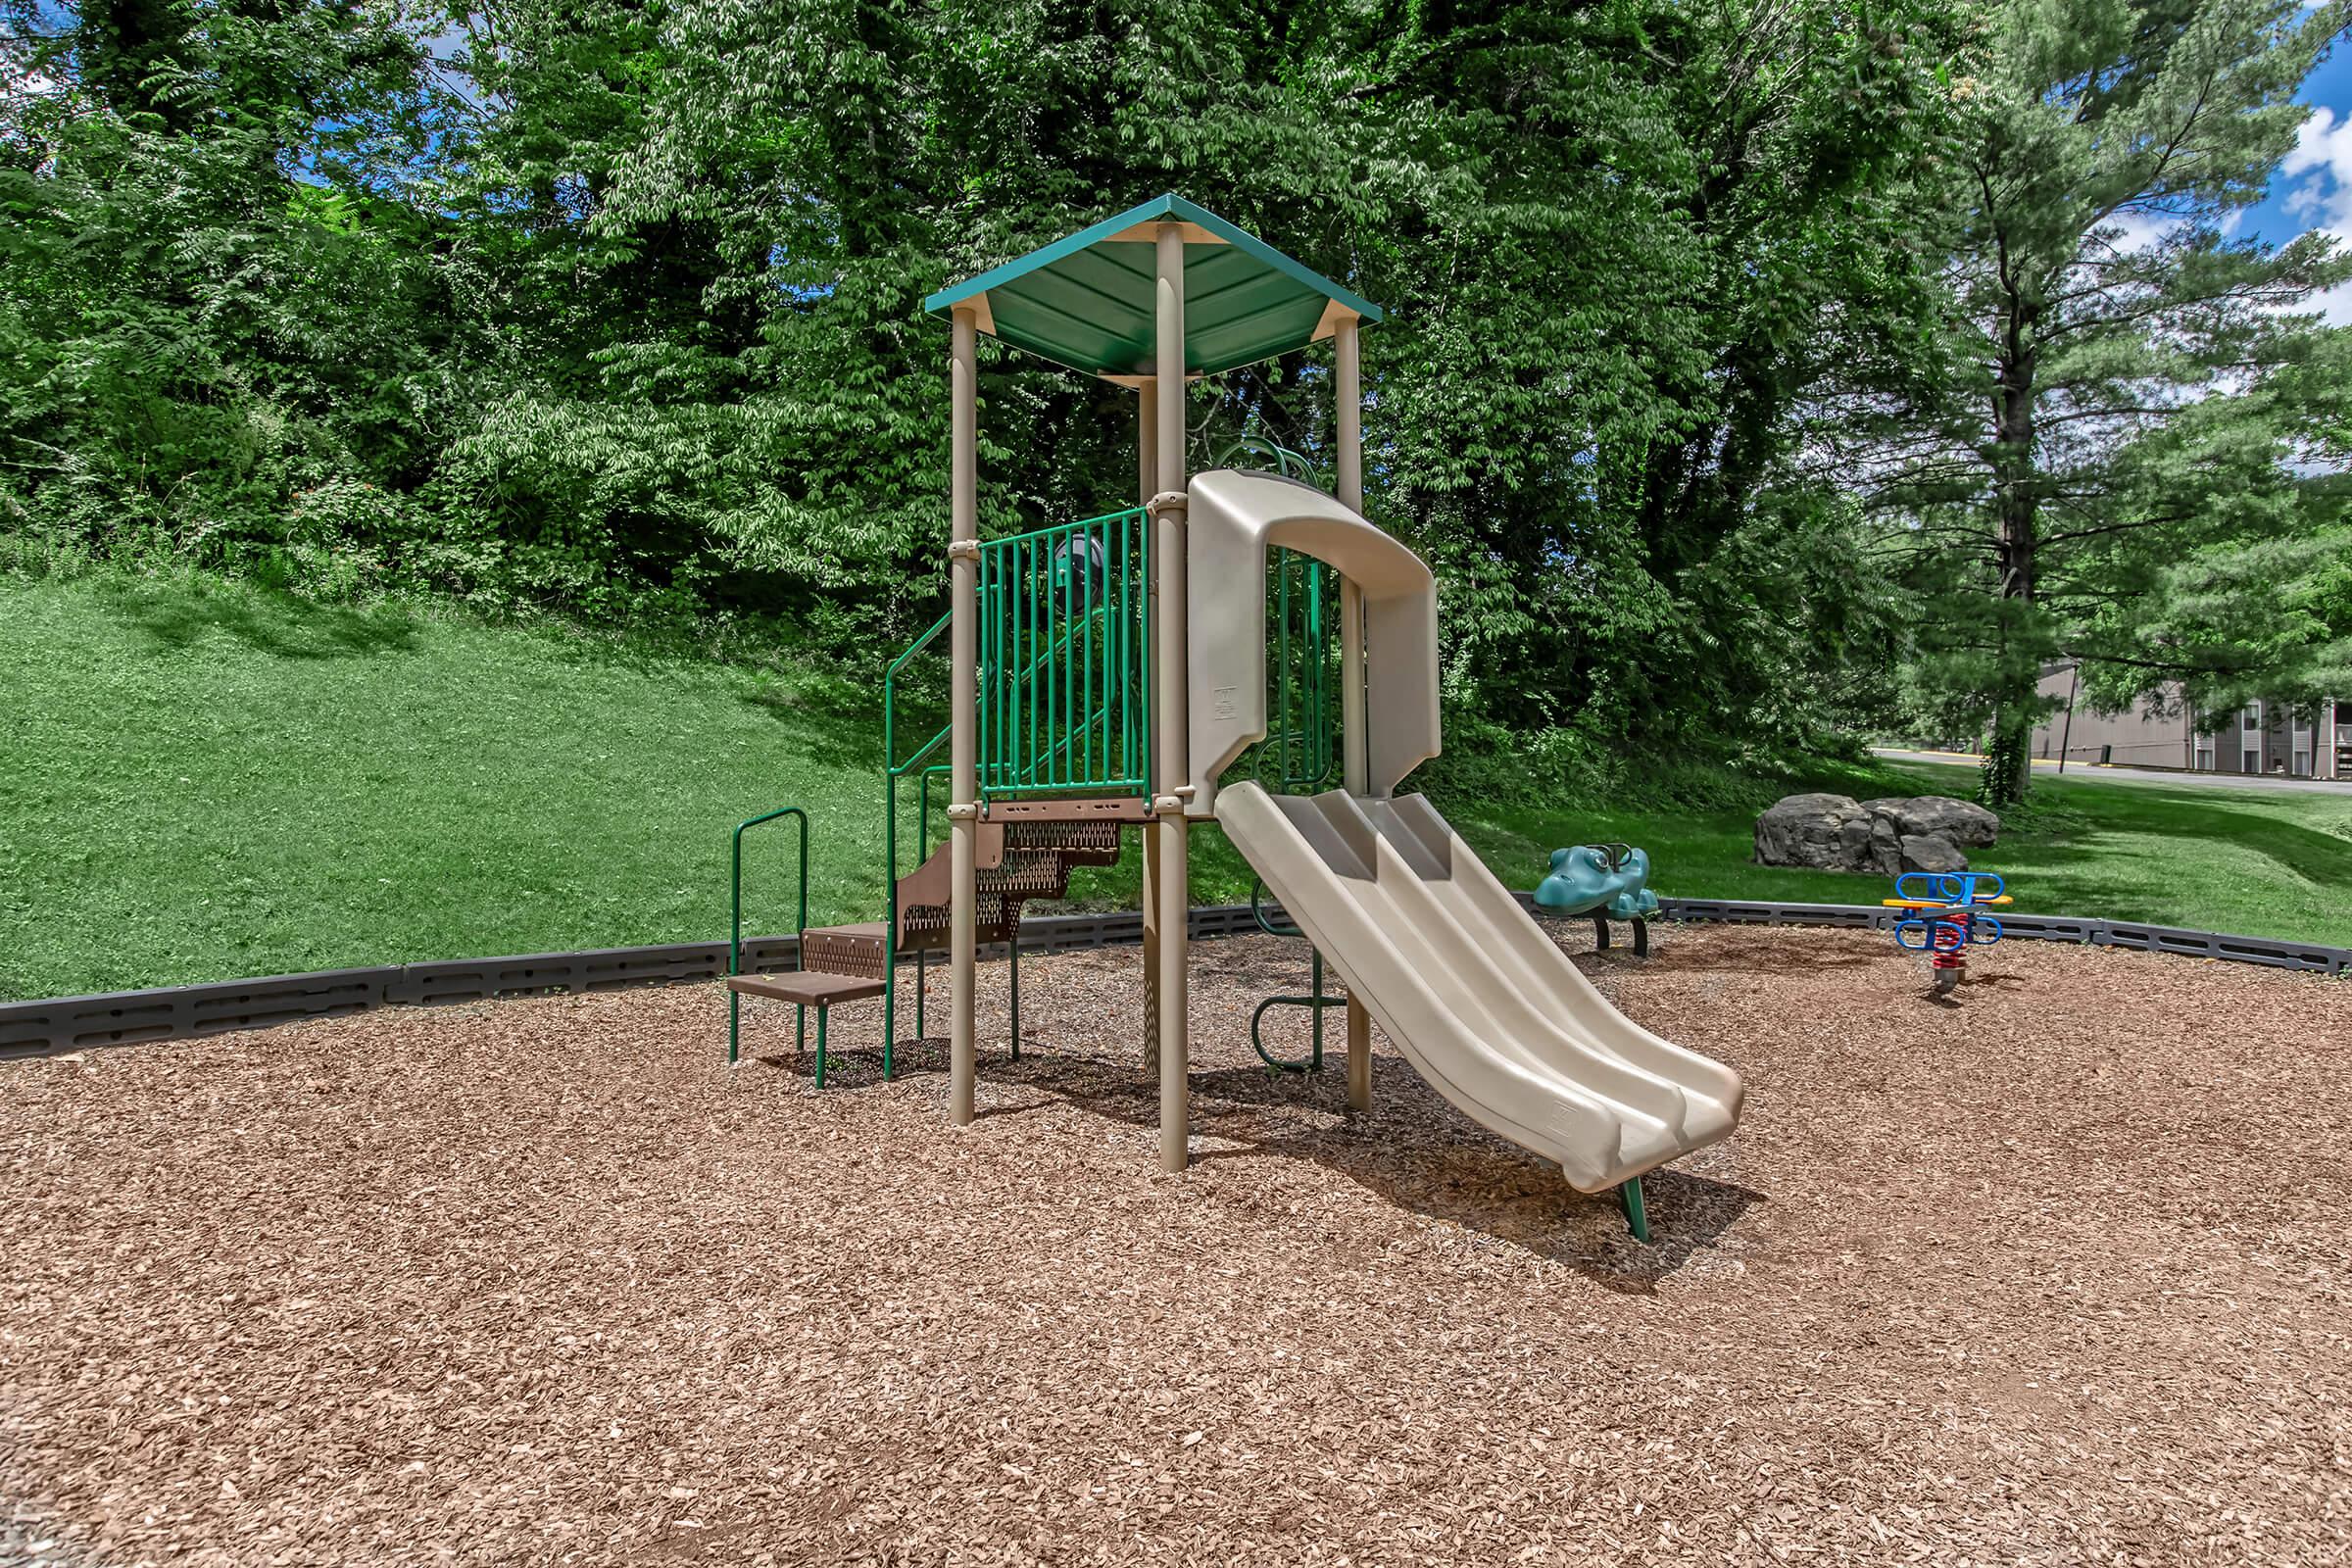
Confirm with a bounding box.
[871,508,1150,1080]
[880,611,956,1083]
[1247,878,1343,1072]
[1214,434,1322,486]
[729,805,809,1066]
[885,611,952,782]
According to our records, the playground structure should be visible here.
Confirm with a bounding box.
[1535,843,1662,957]
[1886,870,2012,997]
[724,194,1742,1218]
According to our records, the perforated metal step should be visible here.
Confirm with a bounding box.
[893,811,1133,953]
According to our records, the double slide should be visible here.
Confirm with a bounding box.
[1185,466,1743,1191]
[1215,782,1742,1193]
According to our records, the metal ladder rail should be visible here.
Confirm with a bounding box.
[728,805,809,1066]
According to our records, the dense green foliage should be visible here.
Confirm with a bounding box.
[2,0,2346,805]
[2,0,1972,765]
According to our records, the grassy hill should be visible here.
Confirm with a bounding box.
[4,565,2348,1001]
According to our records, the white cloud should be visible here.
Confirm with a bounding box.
[2278,107,2352,325]
[2103,208,2182,252]
[2307,281,2352,326]
[2282,106,2352,227]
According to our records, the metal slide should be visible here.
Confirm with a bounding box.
[1215,781,1744,1192]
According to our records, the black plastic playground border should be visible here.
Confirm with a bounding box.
[3,898,2341,1058]
[1653,898,2352,975]
[0,906,1262,1058]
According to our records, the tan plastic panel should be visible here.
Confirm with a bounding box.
[1215,781,1744,1191]
[1185,469,1440,815]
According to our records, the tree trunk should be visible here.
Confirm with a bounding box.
[1984,320,2039,807]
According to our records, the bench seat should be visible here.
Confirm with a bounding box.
[724,971,887,1007]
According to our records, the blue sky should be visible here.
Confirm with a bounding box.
[2242,37,2352,318]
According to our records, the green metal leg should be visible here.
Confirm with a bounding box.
[1619,1177,1649,1243]
[796,1003,806,1057]
[1311,952,1324,1070]
[916,947,927,1038]
[882,965,896,1082]
[728,992,740,1066]
[815,1007,828,1089]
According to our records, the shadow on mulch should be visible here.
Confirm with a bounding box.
[1576,933,1890,975]
[773,1033,1761,1297]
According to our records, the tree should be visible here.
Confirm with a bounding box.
[1298,0,1964,758]
[0,0,474,582]
[1867,0,2351,804]
[2072,328,2352,718]
[0,0,1983,788]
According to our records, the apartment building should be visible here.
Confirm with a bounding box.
[2028,663,2350,779]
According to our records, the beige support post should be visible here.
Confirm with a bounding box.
[1336,315,1363,514]
[1336,313,1368,799]
[1334,312,1372,1113]
[949,308,980,1127]
[1152,223,1191,1174]
[1138,378,1161,1074]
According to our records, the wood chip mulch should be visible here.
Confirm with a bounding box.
[4,926,2349,1566]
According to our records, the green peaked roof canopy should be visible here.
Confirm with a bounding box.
[924,194,1383,380]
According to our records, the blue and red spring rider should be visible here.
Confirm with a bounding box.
[1885,871,2011,998]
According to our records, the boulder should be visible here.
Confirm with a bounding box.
[1862,795,2000,849]
[1898,833,1968,873]
[1755,793,1993,874]
[1866,813,1903,876]
[1754,794,1879,870]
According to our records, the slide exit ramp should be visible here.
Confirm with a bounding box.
[1217,781,1744,1192]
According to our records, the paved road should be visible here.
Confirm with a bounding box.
[1873,747,2352,795]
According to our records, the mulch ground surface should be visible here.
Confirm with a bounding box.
[4,926,2348,1566]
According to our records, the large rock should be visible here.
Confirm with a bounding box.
[1755,793,1999,874]
[1898,833,1968,873]
[1754,794,1879,871]
[1861,795,2000,849]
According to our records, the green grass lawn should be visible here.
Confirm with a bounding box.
[1448,765,2352,950]
[0,570,900,1001]
[5,567,2348,1001]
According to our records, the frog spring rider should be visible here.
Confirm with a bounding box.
[1535,844,1661,956]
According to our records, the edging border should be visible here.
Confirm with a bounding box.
[4,898,2340,1057]
[0,906,1269,1057]
[1653,898,2352,974]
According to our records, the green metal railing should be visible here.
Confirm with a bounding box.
[979,508,1152,800]
[1258,547,1340,793]
[880,612,955,1081]
[728,805,809,1067]
[1248,879,1344,1072]
[1215,433,1320,485]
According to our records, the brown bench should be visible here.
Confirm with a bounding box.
[724,969,886,1084]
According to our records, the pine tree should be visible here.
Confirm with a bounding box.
[1867,0,2350,803]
